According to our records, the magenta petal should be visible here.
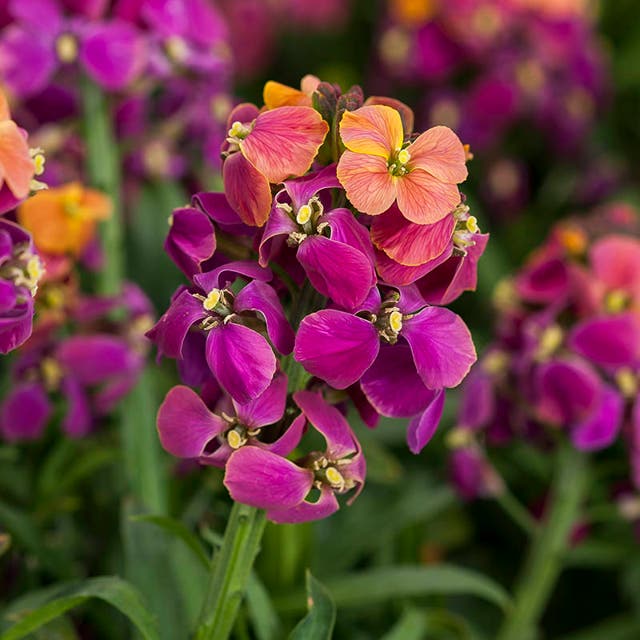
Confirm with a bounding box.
[206,323,276,404]
[376,245,452,287]
[569,313,640,369]
[80,20,146,89]
[515,255,570,304]
[402,307,476,389]
[234,280,294,354]
[458,367,495,431]
[61,376,92,438]
[294,390,358,458]
[224,446,313,509]
[406,389,445,454]
[298,236,375,310]
[194,260,272,293]
[146,288,206,360]
[324,208,376,263]
[157,385,226,458]
[0,382,51,442]
[361,345,439,417]
[571,386,623,452]
[165,207,216,277]
[222,152,272,227]
[266,487,339,524]
[264,413,306,456]
[282,164,341,210]
[192,192,248,233]
[258,202,297,267]
[0,292,33,354]
[233,371,287,428]
[294,310,379,389]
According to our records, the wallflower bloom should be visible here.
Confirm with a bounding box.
[223,103,329,226]
[17,183,111,257]
[263,74,320,109]
[337,104,467,223]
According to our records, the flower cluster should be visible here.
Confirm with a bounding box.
[449,203,640,519]
[375,0,608,213]
[149,77,486,522]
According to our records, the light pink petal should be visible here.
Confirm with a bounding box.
[395,169,462,224]
[233,371,287,428]
[339,105,403,158]
[337,151,396,216]
[407,389,446,454]
[402,307,476,389]
[241,106,328,183]
[409,126,468,183]
[223,152,272,227]
[371,206,455,266]
[590,235,640,296]
[293,390,358,458]
[224,446,313,509]
[157,385,226,458]
[266,487,339,524]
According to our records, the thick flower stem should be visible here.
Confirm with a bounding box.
[81,77,123,296]
[195,503,267,640]
[497,444,589,640]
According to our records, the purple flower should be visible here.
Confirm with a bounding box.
[147,261,294,403]
[156,372,304,467]
[224,390,366,523]
[259,165,376,310]
[0,219,42,354]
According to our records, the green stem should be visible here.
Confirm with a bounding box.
[81,77,123,295]
[195,504,267,640]
[497,444,589,640]
[495,487,538,536]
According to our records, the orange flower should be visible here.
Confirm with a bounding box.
[0,90,35,200]
[17,182,111,256]
[337,104,467,224]
[263,75,320,109]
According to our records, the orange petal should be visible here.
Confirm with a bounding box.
[0,90,11,121]
[263,81,310,109]
[0,121,34,199]
[80,188,112,221]
[339,105,403,158]
[409,125,468,183]
[300,74,320,95]
[240,106,328,183]
[395,168,461,224]
[337,150,396,216]
[364,96,415,136]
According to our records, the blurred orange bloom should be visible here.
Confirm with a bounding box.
[263,75,320,109]
[17,182,111,256]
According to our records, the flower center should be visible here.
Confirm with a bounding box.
[375,305,404,344]
[165,35,189,64]
[309,454,350,492]
[280,196,325,246]
[534,324,564,362]
[452,203,480,251]
[388,148,411,176]
[41,357,63,391]
[227,120,252,142]
[203,288,222,312]
[56,33,78,63]
[616,368,638,398]
[605,289,629,314]
[0,245,44,296]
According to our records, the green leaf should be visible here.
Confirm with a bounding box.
[558,615,640,640]
[131,514,210,569]
[0,576,159,640]
[289,572,336,640]
[247,573,282,640]
[380,607,426,640]
[275,565,511,614]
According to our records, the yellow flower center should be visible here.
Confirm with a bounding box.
[56,34,78,63]
[203,289,222,312]
[296,204,312,225]
[445,427,474,449]
[227,428,247,450]
[616,368,638,398]
[482,350,509,376]
[41,357,63,391]
[166,35,189,63]
[466,215,479,234]
[228,121,252,141]
[605,289,629,314]
[397,148,411,165]
[325,466,345,490]
[535,325,564,361]
[389,310,403,333]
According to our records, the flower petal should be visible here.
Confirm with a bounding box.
[206,323,276,404]
[165,207,216,277]
[224,446,313,509]
[281,163,341,210]
[194,260,272,293]
[571,385,623,452]
[337,151,396,216]
[223,151,272,227]
[266,487,339,524]
[371,205,455,266]
[0,121,34,199]
[233,371,287,428]
[234,280,294,354]
[258,202,297,267]
[339,105,402,158]
[298,235,375,310]
[395,168,461,224]
[402,306,476,388]
[590,235,640,298]
[294,310,379,389]
[0,382,51,442]
[241,106,328,183]
[408,126,467,183]
[263,413,306,456]
[157,385,226,458]
[406,389,445,454]
[61,376,92,438]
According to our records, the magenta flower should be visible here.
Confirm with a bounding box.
[259,165,376,310]
[294,286,476,392]
[224,390,366,523]
[147,261,294,404]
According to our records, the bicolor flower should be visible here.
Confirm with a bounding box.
[222,103,329,226]
[156,373,304,467]
[263,75,320,109]
[147,261,294,403]
[0,219,43,353]
[17,182,111,257]
[336,104,467,223]
[224,390,366,523]
[259,165,376,309]
[294,286,476,393]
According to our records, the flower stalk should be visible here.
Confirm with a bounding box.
[497,444,589,640]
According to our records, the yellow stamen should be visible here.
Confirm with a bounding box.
[389,310,403,333]
[41,358,63,391]
[166,35,188,63]
[535,325,564,361]
[56,34,78,63]
[605,289,628,314]
[445,427,474,449]
[26,255,43,292]
[30,148,46,176]
[296,204,312,225]
[210,95,232,123]
[482,350,509,376]
[465,215,479,234]
[616,368,637,398]
[397,148,411,165]
[227,428,246,450]
[203,289,221,312]
[325,466,345,490]
[493,278,518,311]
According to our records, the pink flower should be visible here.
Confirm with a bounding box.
[336,104,467,224]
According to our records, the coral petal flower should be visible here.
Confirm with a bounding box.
[0,92,34,200]
[337,105,467,224]
[263,74,320,109]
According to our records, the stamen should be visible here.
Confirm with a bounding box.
[227,121,252,141]
[397,148,411,165]
[227,427,247,450]
[389,310,403,333]
[325,466,345,491]
[616,368,637,398]
[203,289,222,311]
[466,215,479,234]
[166,35,189,63]
[296,204,312,225]
[56,34,78,63]
[534,325,563,362]
[605,289,628,314]
[445,427,474,449]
